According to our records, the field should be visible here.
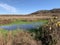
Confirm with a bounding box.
[0,16,48,26]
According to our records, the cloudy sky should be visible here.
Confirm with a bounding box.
[0,0,60,14]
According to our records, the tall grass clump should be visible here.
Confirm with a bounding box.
[0,29,40,45]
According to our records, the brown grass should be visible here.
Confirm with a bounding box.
[0,30,41,45]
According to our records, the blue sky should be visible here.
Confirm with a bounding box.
[0,0,60,14]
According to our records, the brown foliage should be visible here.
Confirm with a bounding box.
[0,30,41,45]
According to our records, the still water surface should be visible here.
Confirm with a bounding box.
[0,22,45,30]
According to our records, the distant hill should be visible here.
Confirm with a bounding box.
[30,8,60,16]
[0,8,60,20]
[0,8,60,16]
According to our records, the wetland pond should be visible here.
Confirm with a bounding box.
[0,22,47,30]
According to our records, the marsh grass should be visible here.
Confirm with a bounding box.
[0,29,39,45]
[0,19,48,26]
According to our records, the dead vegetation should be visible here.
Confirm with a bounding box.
[0,30,41,45]
[0,19,12,25]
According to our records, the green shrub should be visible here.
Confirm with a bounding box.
[30,17,59,45]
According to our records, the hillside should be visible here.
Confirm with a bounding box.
[30,8,60,16]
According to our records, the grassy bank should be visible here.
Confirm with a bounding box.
[0,19,48,26]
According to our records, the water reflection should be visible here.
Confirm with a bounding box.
[0,22,45,30]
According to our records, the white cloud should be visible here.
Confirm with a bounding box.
[0,3,17,13]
